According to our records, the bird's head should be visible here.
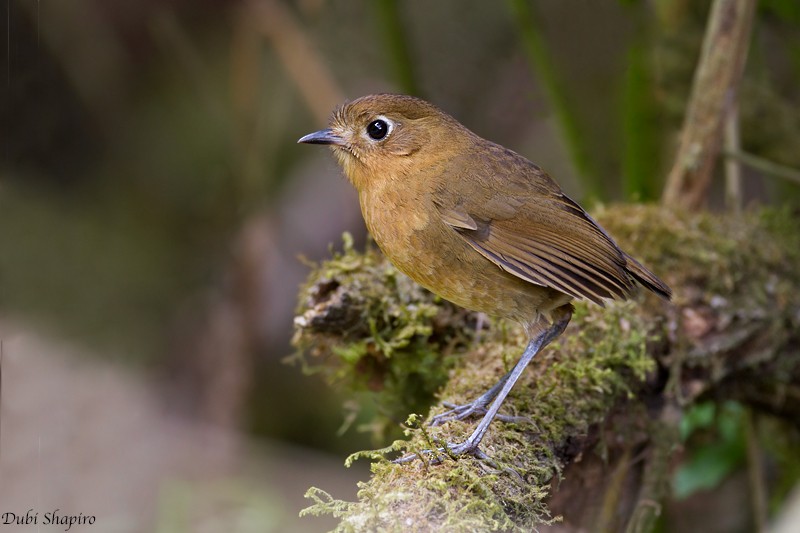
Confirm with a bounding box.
[298,94,469,191]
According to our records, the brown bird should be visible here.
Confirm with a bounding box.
[298,94,671,461]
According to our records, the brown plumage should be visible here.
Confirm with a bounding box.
[299,94,671,461]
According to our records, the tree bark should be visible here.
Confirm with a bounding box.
[662,0,756,209]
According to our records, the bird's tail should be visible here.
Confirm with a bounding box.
[624,254,672,301]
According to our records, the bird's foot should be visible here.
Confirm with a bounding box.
[392,437,490,465]
[428,400,487,426]
[429,400,529,426]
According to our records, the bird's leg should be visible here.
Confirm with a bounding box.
[428,371,514,426]
[396,304,573,463]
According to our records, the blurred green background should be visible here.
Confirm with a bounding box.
[1,0,799,531]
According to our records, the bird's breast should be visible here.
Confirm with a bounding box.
[360,186,435,273]
[358,186,561,324]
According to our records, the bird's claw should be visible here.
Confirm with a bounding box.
[430,402,530,426]
[392,439,489,465]
[429,400,491,426]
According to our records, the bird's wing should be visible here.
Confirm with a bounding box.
[434,150,635,305]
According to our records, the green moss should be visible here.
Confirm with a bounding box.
[296,297,657,532]
[291,233,477,440]
[293,205,800,531]
[592,204,800,304]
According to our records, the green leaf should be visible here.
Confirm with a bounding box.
[672,438,745,499]
[679,402,716,441]
[673,401,747,499]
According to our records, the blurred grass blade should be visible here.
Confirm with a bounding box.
[622,39,663,201]
[506,0,600,199]
[373,0,420,96]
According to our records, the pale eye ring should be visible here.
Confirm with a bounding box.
[366,117,392,141]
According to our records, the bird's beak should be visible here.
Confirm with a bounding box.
[297,128,346,146]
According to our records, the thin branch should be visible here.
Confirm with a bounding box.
[249,0,344,124]
[724,100,743,212]
[745,410,767,533]
[624,405,680,533]
[662,0,757,209]
[597,447,634,533]
[724,150,800,186]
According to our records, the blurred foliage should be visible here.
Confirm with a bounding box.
[673,401,800,520]
[761,0,800,25]
[155,479,284,533]
[372,0,420,96]
[622,22,663,201]
[760,416,800,513]
[507,0,601,198]
[673,401,747,499]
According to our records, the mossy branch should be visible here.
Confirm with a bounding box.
[293,205,800,531]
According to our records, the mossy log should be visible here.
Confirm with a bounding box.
[292,204,800,532]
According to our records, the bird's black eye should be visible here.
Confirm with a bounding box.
[366,119,389,140]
